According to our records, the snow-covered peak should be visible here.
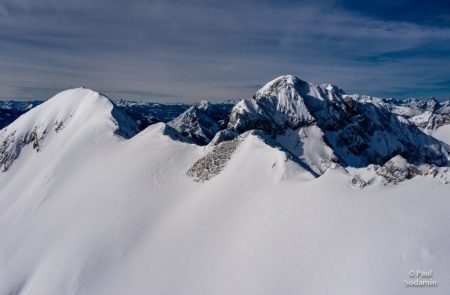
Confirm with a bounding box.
[4,88,137,136]
[226,75,449,174]
[0,88,138,171]
[255,75,345,103]
[228,75,317,132]
[229,75,353,134]
[255,75,309,98]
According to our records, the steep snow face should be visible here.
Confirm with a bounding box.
[252,75,316,128]
[0,88,138,171]
[227,75,450,171]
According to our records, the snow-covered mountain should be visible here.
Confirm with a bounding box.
[0,88,138,172]
[217,75,449,174]
[1,77,450,295]
[1,77,449,184]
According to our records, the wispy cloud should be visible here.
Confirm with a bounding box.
[0,0,449,101]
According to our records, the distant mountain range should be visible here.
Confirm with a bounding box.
[2,75,448,180]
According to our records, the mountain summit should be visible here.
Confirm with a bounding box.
[0,88,138,171]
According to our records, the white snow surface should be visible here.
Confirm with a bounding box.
[0,88,450,294]
[433,124,450,145]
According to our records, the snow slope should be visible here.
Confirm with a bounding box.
[0,85,449,295]
[432,125,450,145]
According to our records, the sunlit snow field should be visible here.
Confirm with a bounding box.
[0,88,449,295]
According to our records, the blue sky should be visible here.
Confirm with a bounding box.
[0,0,449,102]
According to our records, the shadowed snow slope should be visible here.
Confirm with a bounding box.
[0,86,450,295]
